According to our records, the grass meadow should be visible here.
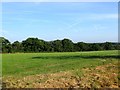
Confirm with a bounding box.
[2,50,119,88]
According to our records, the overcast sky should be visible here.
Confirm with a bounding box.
[2,2,118,43]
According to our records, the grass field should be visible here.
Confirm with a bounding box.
[2,50,119,88]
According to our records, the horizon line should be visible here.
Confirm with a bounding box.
[0,36,118,44]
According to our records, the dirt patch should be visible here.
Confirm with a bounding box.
[2,62,119,88]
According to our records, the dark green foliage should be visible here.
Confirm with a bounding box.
[75,42,89,51]
[103,42,114,50]
[0,37,119,53]
[43,41,52,52]
[12,41,22,53]
[21,38,45,52]
[53,40,63,52]
[0,37,12,53]
[62,39,74,52]
[89,43,102,51]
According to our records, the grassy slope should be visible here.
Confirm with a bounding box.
[2,50,118,77]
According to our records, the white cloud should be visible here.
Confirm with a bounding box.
[57,19,82,32]
[57,13,117,31]
[33,2,42,5]
[93,24,108,31]
[90,14,118,20]
[73,13,118,22]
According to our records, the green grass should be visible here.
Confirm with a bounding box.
[2,50,118,77]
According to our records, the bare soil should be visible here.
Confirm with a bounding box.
[2,62,119,88]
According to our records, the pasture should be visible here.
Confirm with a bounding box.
[2,50,119,88]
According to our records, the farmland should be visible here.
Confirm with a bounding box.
[2,50,119,88]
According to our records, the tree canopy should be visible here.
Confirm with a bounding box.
[0,37,119,53]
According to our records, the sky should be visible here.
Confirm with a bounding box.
[1,2,118,43]
[1,0,120,2]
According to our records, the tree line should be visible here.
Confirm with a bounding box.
[0,37,119,53]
